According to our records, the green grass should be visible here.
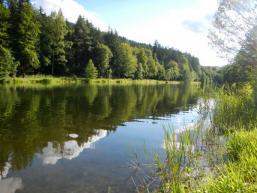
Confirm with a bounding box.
[0,75,188,86]
[1,75,82,86]
[197,130,257,193]
[155,130,194,193]
[86,78,182,85]
[212,84,257,133]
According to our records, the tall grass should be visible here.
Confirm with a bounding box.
[129,127,204,193]
[212,84,257,133]
[155,130,195,193]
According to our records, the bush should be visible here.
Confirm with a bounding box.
[85,59,98,79]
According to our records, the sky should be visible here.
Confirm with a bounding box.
[32,0,227,66]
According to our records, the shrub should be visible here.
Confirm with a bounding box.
[85,59,98,79]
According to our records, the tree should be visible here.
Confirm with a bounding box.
[50,11,68,75]
[72,16,93,75]
[209,0,257,60]
[156,64,165,80]
[165,60,180,80]
[85,59,98,79]
[119,43,137,78]
[11,0,40,74]
[145,50,158,78]
[0,1,9,48]
[135,63,144,79]
[37,10,53,74]
[135,48,148,78]
[106,68,112,79]
[94,43,113,78]
[103,30,122,77]
[0,46,17,78]
[0,1,17,77]
[210,0,257,83]
[180,57,192,82]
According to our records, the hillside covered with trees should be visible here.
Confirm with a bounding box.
[0,0,211,82]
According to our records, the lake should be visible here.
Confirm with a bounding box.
[0,83,202,193]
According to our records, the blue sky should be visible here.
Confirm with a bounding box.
[77,0,189,28]
[33,0,226,66]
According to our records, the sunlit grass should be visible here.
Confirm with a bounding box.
[197,130,257,193]
[86,78,182,85]
[0,75,189,86]
[1,75,82,86]
[155,130,196,193]
[212,84,257,133]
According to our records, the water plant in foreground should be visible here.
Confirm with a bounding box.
[155,130,196,193]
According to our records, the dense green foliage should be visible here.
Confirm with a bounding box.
[0,2,16,78]
[0,0,208,81]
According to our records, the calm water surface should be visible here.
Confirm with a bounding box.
[0,84,202,193]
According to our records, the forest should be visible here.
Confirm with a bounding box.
[2,0,257,192]
[0,0,212,83]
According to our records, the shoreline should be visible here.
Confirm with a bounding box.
[0,76,199,86]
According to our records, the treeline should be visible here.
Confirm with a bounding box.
[0,0,210,81]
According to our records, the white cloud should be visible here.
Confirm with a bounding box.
[32,0,107,30]
[117,0,226,66]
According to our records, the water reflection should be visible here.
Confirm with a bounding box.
[0,177,23,193]
[0,83,201,192]
[37,130,107,165]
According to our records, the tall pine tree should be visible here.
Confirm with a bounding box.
[0,0,16,77]
[72,16,93,75]
[37,9,53,74]
[10,0,40,75]
[50,11,68,75]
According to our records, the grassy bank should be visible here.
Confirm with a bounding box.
[198,130,257,193]
[196,84,257,193]
[150,84,257,193]
[1,75,82,86]
[0,75,187,86]
[85,78,182,85]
